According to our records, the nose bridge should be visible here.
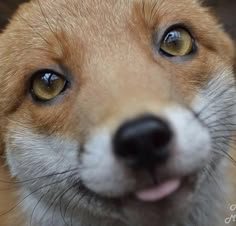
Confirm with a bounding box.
[102,58,176,123]
[85,19,177,102]
[80,41,180,133]
[89,45,175,100]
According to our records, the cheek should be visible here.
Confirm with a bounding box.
[161,106,211,174]
[12,96,79,135]
[5,126,80,180]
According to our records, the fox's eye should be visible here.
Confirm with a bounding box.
[30,70,68,101]
[160,28,194,57]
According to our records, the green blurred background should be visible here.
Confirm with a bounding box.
[0,0,235,39]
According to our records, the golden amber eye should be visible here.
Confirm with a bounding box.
[31,70,67,101]
[160,28,194,57]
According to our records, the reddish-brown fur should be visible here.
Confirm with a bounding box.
[0,0,235,225]
[0,159,24,225]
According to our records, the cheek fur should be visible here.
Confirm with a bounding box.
[81,130,137,197]
[5,128,80,180]
[192,69,236,161]
[160,106,211,175]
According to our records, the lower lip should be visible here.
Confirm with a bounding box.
[135,179,181,202]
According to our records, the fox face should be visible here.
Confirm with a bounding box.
[0,0,235,226]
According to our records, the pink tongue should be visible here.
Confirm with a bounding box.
[135,179,181,202]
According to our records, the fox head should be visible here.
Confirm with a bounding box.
[0,0,235,226]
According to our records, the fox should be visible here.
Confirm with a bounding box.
[0,0,235,226]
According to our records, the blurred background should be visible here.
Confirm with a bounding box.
[0,0,235,39]
[206,0,236,39]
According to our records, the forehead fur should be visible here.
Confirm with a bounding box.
[1,0,234,58]
[0,0,234,137]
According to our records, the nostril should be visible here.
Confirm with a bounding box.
[113,115,173,168]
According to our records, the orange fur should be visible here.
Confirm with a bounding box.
[0,0,235,225]
[0,159,25,226]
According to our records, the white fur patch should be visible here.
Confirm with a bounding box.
[160,106,211,175]
[81,130,136,197]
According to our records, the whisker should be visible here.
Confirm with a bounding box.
[59,183,80,226]
[203,163,231,205]
[3,44,57,56]
[39,180,80,225]
[15,14,52,48]
[36,0,64,54]
[40,188,65,225]
[150,1,158,22]
[30,189,51,226]
[70,191,88,226]
[214,140,236,151]
[212,146,236,166]
[201,102,236,122]
[64,186,82,223]
[206,113,236,127]
[196,75,235,118]
[53,183,80,226]
[0,168,78,185]
[211,135,236,141]
[209,123,236,131]
[0,173,76,217]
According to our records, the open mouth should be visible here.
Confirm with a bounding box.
[135,178,182,202]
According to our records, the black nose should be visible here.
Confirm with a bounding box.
[113,115,173,169]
